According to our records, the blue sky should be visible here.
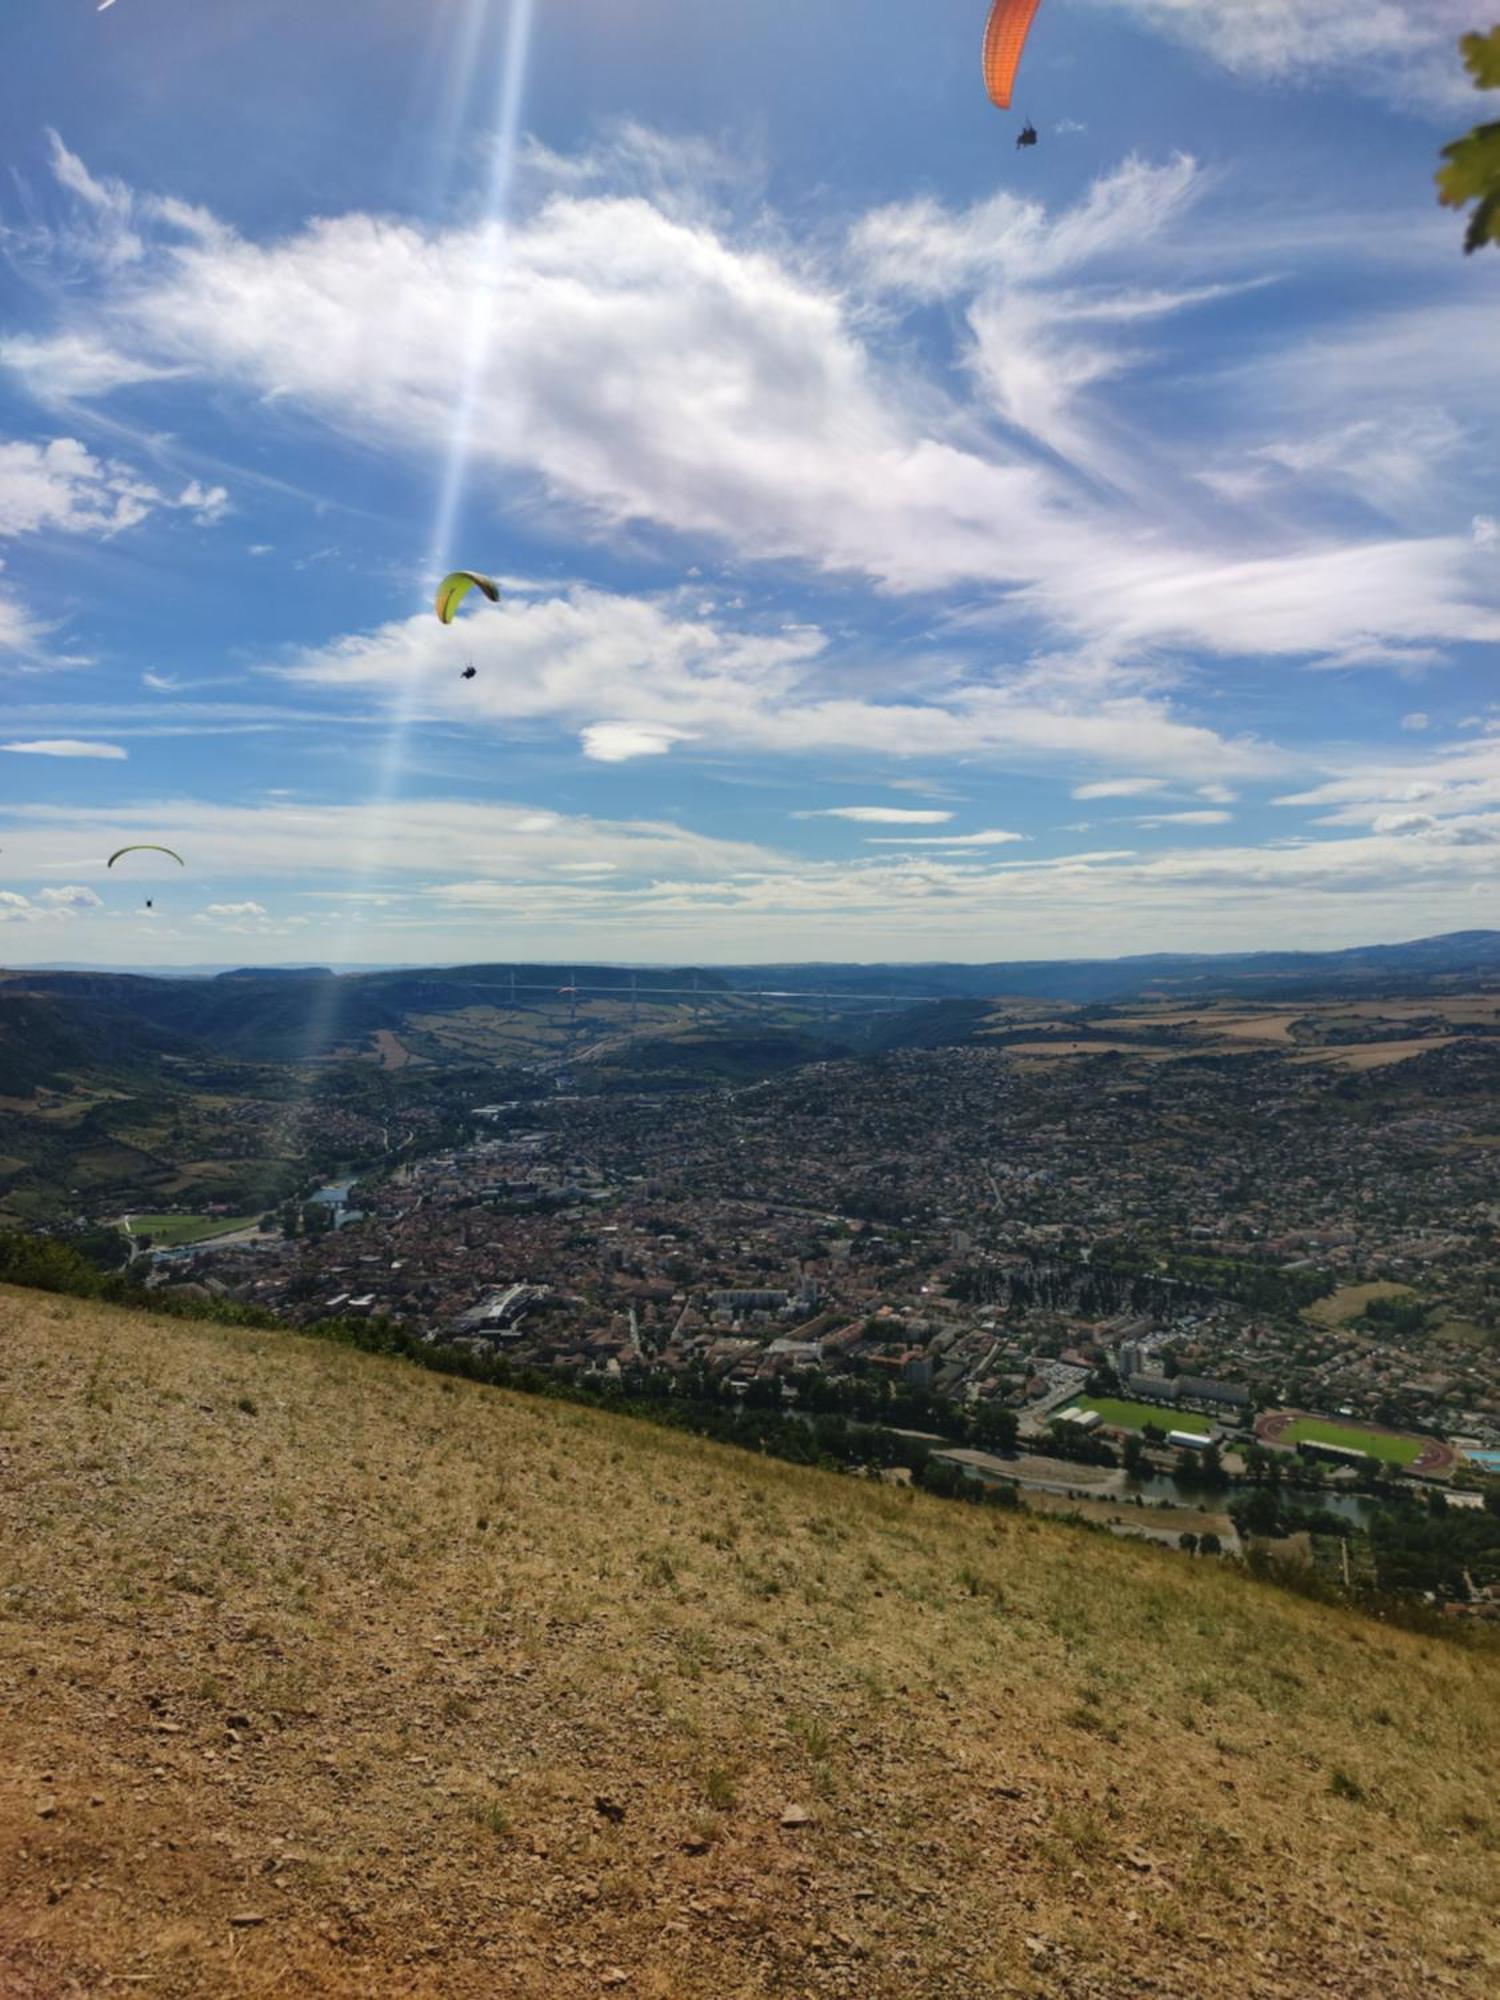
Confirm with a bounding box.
[1,0,1497,967]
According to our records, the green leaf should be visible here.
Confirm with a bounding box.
[1437,121,1500,209]
[1465,187,1500,255]
[1460,27,1500,94]
[1438,31,1500,251]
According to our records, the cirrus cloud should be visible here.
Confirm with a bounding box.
[2,738,128,760]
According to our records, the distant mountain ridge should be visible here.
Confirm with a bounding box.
[720,931,1500,1002]
[3,931,1499,1074]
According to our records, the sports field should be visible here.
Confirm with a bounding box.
[125,1213,259,1248]
[1065,1397,1213,1437]
[1265,1415,1422,1467]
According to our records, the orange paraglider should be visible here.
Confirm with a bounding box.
[983,0,1043,111]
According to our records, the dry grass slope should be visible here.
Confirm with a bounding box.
[1,1286,1498,2000]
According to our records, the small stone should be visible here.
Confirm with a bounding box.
[601,1971,629,1989]
[780,1804,814,1828]
[35,1798,57,1820]
[229,1912,268,1927]
[593,1795,627,1825]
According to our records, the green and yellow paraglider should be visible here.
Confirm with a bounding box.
[435,571,501,624]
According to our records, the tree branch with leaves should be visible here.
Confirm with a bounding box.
[1438,26,1500,252]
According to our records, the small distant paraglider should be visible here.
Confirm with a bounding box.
[107,845,185,870]
[461,662,478,681]
[106,845,180,910]
[1016,120,1038,149]
[434,571,500,625]
[983,0,1043,114]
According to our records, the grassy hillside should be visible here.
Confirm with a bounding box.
[1,1290,1497,1999]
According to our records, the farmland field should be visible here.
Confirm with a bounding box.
[1066,1396,1213,1436]
[124,1212,259,1247]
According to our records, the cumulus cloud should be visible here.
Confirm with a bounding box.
[579,721,694,763]
[0,436,226,541]
[12,136,1495,677]
[0,884,100,925]
[2,738,127,760]
[275,582,1276,782]
[37,885,102,910]
[194,901,271,928]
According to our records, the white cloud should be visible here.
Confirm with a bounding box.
[864,829,1027,847]
[1086,2,1488,111]
[17,138,1494,677]
[277,583,1276,784]
[579,721,694,763]
[1277,738,1500,828]
[802,807,954,825]
[1073,777,1164,799]
[1201,412,1465,520]
[1401,712,1431,732]
[37,885,102,910]
[2,786,1498,963]
[0,884,99,926]
[0,589,43,655]
[1476,516,1499,550]
[0,332,187,401]
[1134,810,1234,827]
[0,797,780,887]
[2,738,127,760]
[0,436,226,540]
[849,155,1205,300]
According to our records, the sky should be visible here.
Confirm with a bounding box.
[1,0,1498,969]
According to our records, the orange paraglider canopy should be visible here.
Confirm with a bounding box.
[983,0,1043,111]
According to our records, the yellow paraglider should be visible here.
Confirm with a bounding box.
[107,845,185,869]
[983,0,1043,111]
[435,571,501,624]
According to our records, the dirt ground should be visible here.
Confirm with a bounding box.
[2,1286,1498,1999]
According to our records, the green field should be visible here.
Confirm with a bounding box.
[1303,1281,1417,1329]
[124,1213,259,1248]
[1276,1416,1423,1468]
[1065,1397,1213,1437]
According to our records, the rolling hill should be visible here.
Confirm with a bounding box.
[1,1286,1496,1998]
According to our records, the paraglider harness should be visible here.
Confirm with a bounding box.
[1017,119,1038,149]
